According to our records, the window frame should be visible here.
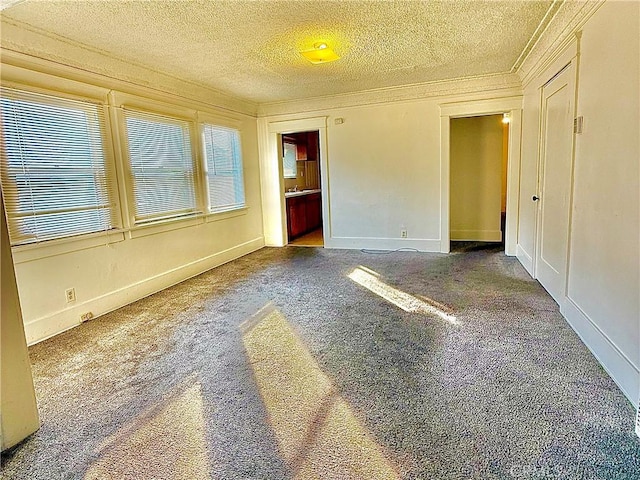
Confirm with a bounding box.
[0,76,250,260]
[200,122,247,215]
[115,103,205,228]
[0,84,123,247]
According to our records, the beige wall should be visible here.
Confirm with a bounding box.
[1,193,40,450]
[517,0,639,406]
[501,123,509,213]
[450,115,504,242]
[567,0,639,404]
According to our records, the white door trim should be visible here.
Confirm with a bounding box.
[258,116,329,247]
[439,97,523,255]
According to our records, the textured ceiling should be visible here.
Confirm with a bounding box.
[1,1,557,104]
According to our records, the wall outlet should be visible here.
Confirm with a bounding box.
[65,288,76,303]
[80,312,94,323]
[400,228,408,238]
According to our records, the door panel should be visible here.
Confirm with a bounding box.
[536,63,576,304]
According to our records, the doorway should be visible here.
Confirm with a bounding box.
[439,97,522,255]
[280,130,324,247]
[258,116,329,248]
[449,114,508,250]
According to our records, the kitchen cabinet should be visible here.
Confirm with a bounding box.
[296,143,307,161]
[286,192,322,240]
[306,132,318,161]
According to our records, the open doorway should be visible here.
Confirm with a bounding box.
[449,114,508,251]
[438,98,522,256]
[280,130,323,247]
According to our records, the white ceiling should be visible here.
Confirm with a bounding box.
[1,1,558,104]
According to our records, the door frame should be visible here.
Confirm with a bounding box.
[439,97,523,255]
[257,116,329,247]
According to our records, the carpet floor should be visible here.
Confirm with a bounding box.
[2,244,639,479]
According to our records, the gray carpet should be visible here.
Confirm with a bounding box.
[2,245,639,479]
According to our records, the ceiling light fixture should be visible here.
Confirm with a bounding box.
[300,42,340,64]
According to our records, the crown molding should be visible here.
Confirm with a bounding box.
[257,73,523,117]
[0,18,258,117]
[517,0,605,88]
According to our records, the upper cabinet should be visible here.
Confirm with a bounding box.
[296,142,307,161]
[283,131,319,162]
[306,132,318,162]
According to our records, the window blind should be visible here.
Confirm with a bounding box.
[202,125,245,213]
[0,88,117,246]
[124,110,197,223]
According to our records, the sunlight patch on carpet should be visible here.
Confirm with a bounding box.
[241,304,400,480]
[349,267,458,324]
[84,378,211,479]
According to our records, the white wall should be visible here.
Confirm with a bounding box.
[517,0,639,406]
[450,115,504,242]
[2,60,265,345]
[260,83,522,252]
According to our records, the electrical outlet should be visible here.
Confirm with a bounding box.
[400,229,408,238]
[80,312,94,323]
[65,288,76,303]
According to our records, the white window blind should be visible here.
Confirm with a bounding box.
[283,142,297,179]
[124,110,197,223]
[0,88,117,246]
[202,124,245,213]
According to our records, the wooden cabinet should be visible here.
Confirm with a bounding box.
[296,143,307,161]
[286,192,322,240]
[306,132,318,161]
[287,196,307,239]
[305,193,321,231]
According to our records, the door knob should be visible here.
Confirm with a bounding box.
[532,195,540,201]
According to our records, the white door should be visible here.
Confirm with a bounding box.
[535,62,576,304]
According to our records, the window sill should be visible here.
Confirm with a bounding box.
[11,206,250,263]
[129,206,248,238]
[129,214,204,239]
[205,206,248,223]
[12,229,126,264]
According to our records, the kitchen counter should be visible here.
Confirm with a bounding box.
[284,188,321,198]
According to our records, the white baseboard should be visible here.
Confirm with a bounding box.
[561,297,640,409]
[325,236,441,252]
[516,244,534,276]
[25,237,265,345]
[450,229,502,242]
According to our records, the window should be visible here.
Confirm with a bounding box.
[0,88,117,245]
[124,110,197,223]
[202,124,245,213]
[283,141,297,179]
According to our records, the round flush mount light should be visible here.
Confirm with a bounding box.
[300,42,340,64]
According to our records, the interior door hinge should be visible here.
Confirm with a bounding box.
[574,116,584,134]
